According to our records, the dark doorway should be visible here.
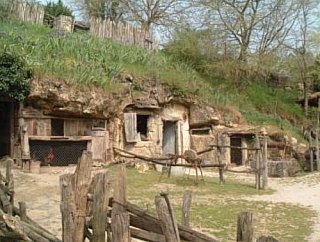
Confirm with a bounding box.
[0,102,12,157]
[231,137,242,166]
[163,121,177,155]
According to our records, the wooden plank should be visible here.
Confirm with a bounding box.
[124,113,139,142]
[130,227,165,242]
[73,151,92,242]
[60,174,75,242]
[237,212,254,242]
[111,165,130,242]
[155,195,179,242]
[92,172,110,242]
[181,190,192,227]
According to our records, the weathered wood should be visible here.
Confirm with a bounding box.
[60,174,75,242]
[162,193,180,242]
[155,195,179,242]
[181,190,192,227]
[73,151,93,242]
[255,136,261,190]
[256,235,280,242]
[130,227,166,242]
[237,212,254,242]
[19,202,27,222]
[20,221,50,242]
[124,201,218,242]
[262,136,268,189]
[309,131,314,172]
[217,134,225,185]
[6,159,14,210]
[92,172,110,242]
[111,165,130,242]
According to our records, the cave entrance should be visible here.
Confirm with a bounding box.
[0,100,14,157]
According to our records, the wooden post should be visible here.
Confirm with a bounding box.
[6,158,14,210]
[60,151,92,242]
[316,98,320,171]
[262,135,268,189]
[19,202,27,222]
[155,195,179,242]
[111,164,130,242]
[309,131,314,172]
[60,174,75,242]
[255,135,261,190]
[217,134,225,184]
[181,190,192,227]
[92,172,110,242]
[236,212,254,242]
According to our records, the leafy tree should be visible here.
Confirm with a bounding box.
[44,0,73,26]
[0,52,31,101]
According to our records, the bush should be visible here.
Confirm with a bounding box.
[0,52,31,101]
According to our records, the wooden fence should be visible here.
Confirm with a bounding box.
[9,1,44,24]
[90,17,159,51]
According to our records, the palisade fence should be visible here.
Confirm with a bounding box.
[8,1,159,50]
[9,0,44,24]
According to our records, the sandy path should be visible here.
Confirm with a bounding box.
[8,165,320,241]
[244,174,320,242]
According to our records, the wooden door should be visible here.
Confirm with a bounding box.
[163,121,177,155]
[91,130,107,162]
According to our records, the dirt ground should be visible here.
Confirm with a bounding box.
[6,165,320,241]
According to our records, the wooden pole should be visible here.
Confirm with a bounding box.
[155,195,179,242]
[255,135,261,190]
[92,172,110,242]
[217,134,225,184]
[111,164,130,242]
[181,190,192,227]
[5,158,14,214]
[60,151,92,242]
[316,98,320,171]
[262,135,268,189]
[236,211,254,242]
[309,131,314,172]
[256,235,280,242]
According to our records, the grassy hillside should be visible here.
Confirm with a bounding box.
[0,20,307,139]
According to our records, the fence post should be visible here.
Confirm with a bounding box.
[155,194,179,242]
[256,235,280,242]
[92,172,110,242]
[217,134,225,184]
[262,135,268,189]
[255,135,261,190]
[181,190,192,227]
[316,97,320,171]
[236,211,254,242]
[111,164,130,242]
[309,131,314,172]
[60,151,92,242]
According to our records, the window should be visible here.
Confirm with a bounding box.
[124,113,149,142]
[190,127,211,135]
[51,119,64,136]
[137,114,149,141]
[92,119,106,130]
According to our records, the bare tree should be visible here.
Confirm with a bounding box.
[198,0,300,63]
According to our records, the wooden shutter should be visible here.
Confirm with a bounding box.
[124,113,139,142]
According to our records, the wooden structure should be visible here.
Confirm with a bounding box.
[9,1,44,24]
[59,153,219,242]
[90,17,158,50]
[0,157,60,241]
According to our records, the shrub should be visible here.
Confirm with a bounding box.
[0,52,31,101]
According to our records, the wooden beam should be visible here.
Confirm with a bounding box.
[236,212,254,242]
[181,190,192,227]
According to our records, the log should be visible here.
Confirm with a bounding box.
[181,190,192,227]
[130,227,165,242]
[111,165,130,242]
[92,172,110,242]
[161,193,180,242]
[237,212,254,242]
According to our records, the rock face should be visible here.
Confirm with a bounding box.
[27,76,193,119]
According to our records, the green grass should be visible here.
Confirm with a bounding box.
[108,167,315,242]
[0,21,206,95]
[0,20,308,139]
